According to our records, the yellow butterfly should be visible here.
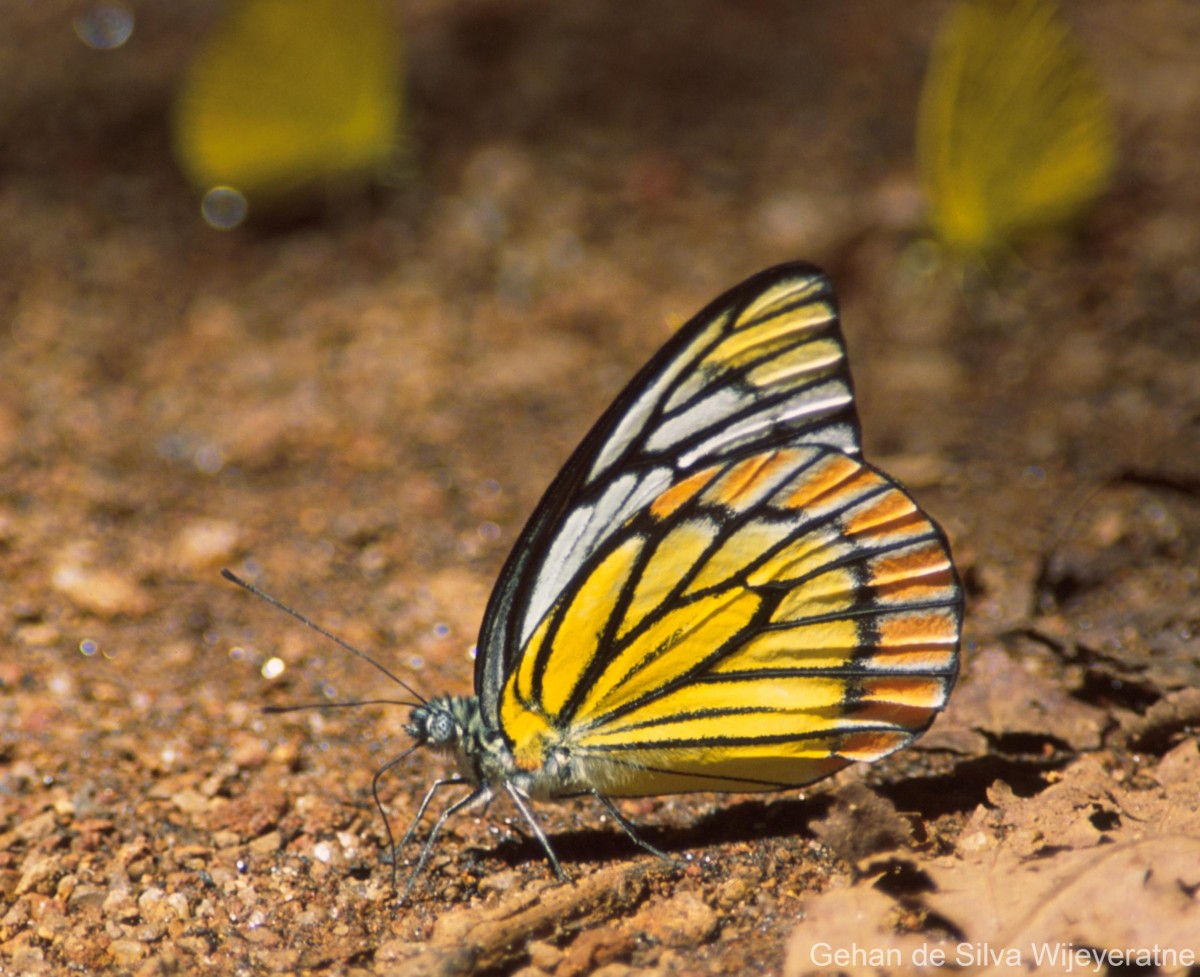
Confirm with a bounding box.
[917,0,1115,256]
[172,0,403,224]
[231,263,962,896]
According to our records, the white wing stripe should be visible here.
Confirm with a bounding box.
[521,467,673,645]
[678,390,855,469]
[645,386,746,455]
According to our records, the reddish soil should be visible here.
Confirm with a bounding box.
[2,3,1198,975]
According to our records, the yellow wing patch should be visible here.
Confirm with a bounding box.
[621,520,720,639]
[686,521,796,595]
[703,299,836,372]
[536,537,644,717]
[667,288,843,410]
[580,589,762,720]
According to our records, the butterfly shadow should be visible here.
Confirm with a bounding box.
[471,791,837,873]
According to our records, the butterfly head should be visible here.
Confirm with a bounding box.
[405,694,506,787]
[405,694,472,747]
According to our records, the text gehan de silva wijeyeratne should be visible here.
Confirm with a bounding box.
[805,941,1196,973]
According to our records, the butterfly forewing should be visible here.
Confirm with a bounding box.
[477,264,866,721]
[498,444,961,797]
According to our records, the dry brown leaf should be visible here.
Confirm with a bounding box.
[785,746,1200,977]
[1123,687,1200,753]
[947,646,1107,750]
[785,885,950,977]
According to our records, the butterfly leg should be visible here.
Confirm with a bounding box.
[371,750,422,894]
[401,784,493,902]
[397,776,467,849]
[503,783,567,881]
[371,744,465,894]
[594,792,681,867]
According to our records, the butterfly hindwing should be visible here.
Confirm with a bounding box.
[476,263,865,722]
[498,445,961,796]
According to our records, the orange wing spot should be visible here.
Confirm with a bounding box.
[860,676,949,709]
[871,559,958,606]
[835,729,910,762]
[844,490,919,535]
[877,609,959,646]
[875,571,958,605]
[849,700,941,731]
[513,734,549,772]
[650,466,721,520]
[502,701,555,772]
[868,609,960,668]
[868,541,952,586]
[779,452,870,511]
[868,646,958,670]
[705,450,798,511]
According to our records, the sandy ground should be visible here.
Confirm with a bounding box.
[2,2,1199,975]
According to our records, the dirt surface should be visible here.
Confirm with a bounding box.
[3,2,1199,975]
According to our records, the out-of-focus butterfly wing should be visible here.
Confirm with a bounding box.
[476,263,863,723]
[172,0,403,210]
[917,0,1114,255]
[498,444,961,794]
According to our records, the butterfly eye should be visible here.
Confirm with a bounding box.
[426,711,458,747]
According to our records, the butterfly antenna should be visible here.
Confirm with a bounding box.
[221,568,428,705]
[264,698,424,714]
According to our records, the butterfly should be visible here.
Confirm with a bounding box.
[172,0,403,226]
[231,261,962,897]
[916,0,1114,257]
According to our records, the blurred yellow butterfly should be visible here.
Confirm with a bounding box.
[917,0,1115,256]
[172,0,403,224]
[230,263,962,897]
